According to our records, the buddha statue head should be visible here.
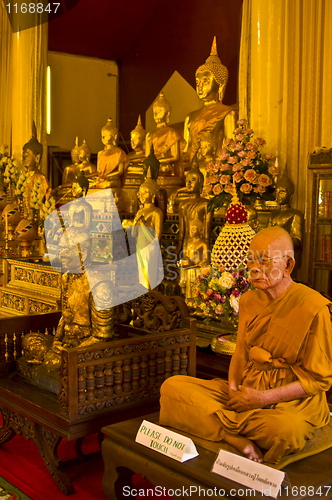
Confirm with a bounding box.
[275,166,294,206]
[152,92,171,127]
[198,131,217,162]
[138,167,158,205]
[22,122,43,170]
[130,115,146,154]
[78,140,92,163]
[195,36,229,103]
[101,118,118,148]
[71,137,80,164]
[189,218,204,239]
[71,171,90,199]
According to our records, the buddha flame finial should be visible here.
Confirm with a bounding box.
[231,181,240,205]
[211,36,218,56]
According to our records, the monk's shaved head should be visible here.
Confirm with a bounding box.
[250,227,294,257]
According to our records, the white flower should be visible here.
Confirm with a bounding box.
[219,272,236,289]
[230,294,240,314]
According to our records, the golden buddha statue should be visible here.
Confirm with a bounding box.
[196,130,217,187]
[268,167,303,252]
[89,118,127,190]
[146,92,186,199]
[20,225,115,373]
[77,140,97,177]
[126,115,146,174]
[22,123,51,216]
[68,172,93,232]
[177,165,213,272]
[178,218,210,301]
[183,37,238,166]
[62,137,80,184]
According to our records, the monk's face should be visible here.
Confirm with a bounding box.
[247,230,294,297]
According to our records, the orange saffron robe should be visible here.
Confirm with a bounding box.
[160,283,332,463]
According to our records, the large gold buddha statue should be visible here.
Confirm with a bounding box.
[268,167,303,252]
[62,137,80,185]
[22,123,51,216]
[146,92,186,199]
[183,37,238,167]
[89,118,127,190]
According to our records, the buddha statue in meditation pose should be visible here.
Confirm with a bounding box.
[21,225,115,373]
[126,116,146,175]
[89,118,127,190]
[183,37,238,167]
[62,137,80,185]
[77,140,97,177]
[22,123,51,216]
[146,92,186,198]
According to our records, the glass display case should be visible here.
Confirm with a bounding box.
[307,147,332,298]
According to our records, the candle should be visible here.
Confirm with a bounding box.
[5,212,8,236]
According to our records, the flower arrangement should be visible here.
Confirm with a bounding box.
[30,178,44,212]
[203,119,278,212]
[15,170,34,199]
[193,265,254,325]
[39,196,56,224]
[0,146,18,186]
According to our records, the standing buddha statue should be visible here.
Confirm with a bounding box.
[183,37,238,167]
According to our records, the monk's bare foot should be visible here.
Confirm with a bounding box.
[223,434,263,463]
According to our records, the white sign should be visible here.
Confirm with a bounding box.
[135,420,198,463]
[211,449,285,499]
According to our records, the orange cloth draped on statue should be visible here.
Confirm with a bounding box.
[160,283,332,463]
[97,147,127,177]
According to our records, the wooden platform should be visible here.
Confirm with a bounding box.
[102,413,332,500]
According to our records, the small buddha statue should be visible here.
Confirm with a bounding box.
[20,225,115,373]
[62,137,80,184]
[68,171,93,232]
[146,92,186,196]
[132,170,164,290]
[268,167,303,252]
[177,166,213,268]
[22,122,51,216]
[178,219,210,302]
[196,130,217,187]
[89,118,127,190]
[77,140,97,177]
[183,37,238,166]
[126,115,146,174]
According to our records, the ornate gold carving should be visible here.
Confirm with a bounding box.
[2,292,25,312]
[29,300,57,314]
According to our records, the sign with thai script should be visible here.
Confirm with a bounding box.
[211,449,285,499]
[135,420,198,463]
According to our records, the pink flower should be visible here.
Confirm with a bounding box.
[255,137,266,146]
[234,143,244,151]
[219,174,231,185]
[214,293,222,302]
[219,151,229,161]
[224,183,234,194]
[210,163,220,173]
[264,153,274,160]
[268,165,279,176]
[209,174,219,184]
[241,158,253,167]
[213,184,222,195]
[246,151,257,160]
[233,127,242,134]
[253,185,266,194]
[245,142,257,152]
[244,128,253,135]
[232,163,243,172]
[237,119,247,126]
[215,305,223,315]
[228,156,239,164]
[220,163,231,171]
[233,171,243,183]
[244,168,258,182]
[235,134,245,141]
[229,140,237,149]
[237,150,247,158]
[240,183,253,194]
[207,288,213,296]
[257,173,272,187]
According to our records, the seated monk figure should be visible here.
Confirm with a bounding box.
[89,118,127,189]
[62,137,80,185]
[183,37,238,167]
[160,226,332,464]
[22,122,51,216]
[21,225,114,372]
[146,92,186,180]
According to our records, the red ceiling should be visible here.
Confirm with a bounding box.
[48,0,161,61]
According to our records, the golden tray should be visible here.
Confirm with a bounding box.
[211,333,237,356]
